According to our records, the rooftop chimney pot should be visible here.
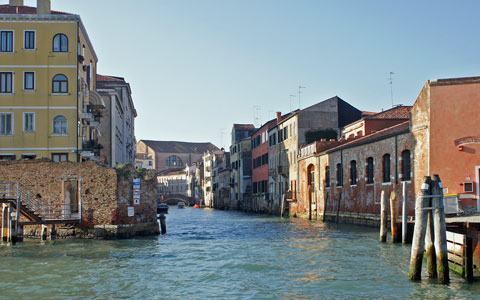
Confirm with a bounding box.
[276,112,281,122]
[37,0,51,14]
[9,0,24,6]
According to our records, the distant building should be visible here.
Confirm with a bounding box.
[97,75,137,167]
[212,151,230,209]
[230,124,256,210]
[203,149,226,207]
[135,153,153,170]
[157,169,187,196]
[136,140,219,172]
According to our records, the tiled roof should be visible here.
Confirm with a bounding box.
[361,111,377,117]
[366,105,411,120]
[233,124,255,130]
[97,74,125,83]
[140,140,219,154]
[0,5,72,15]
[324,121,410,154]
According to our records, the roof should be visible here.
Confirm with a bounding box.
[0,5,72,15]
[140,140,219,154]
[324,121,410,154]
[97,74,125,83]
[233,124,255,131]
[366,105,411,120]
[157,169,185,176]
[430,76,480,86]
[361,111,377,117]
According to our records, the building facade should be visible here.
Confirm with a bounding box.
[97,74,137,167]
[230,124,255,210]
[136,140,219,173]
[157,170,187,196]
[0,1,103,162]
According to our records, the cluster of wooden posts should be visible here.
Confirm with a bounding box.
[379,181,409,244]
[408,175,450,284]
[1,203,22,245]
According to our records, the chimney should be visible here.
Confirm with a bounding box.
[37,0,51,14]
[276,112,281,123]
[9,0,24,6]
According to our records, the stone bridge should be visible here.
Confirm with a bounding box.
[161,194,196,206]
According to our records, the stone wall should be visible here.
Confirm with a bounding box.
[0,159,159,238]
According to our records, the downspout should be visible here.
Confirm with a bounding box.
[395,135,398,184]
[76,21,80,161]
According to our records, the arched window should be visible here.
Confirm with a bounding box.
[166,155,183,167]
[53,34,68,52]
[53,115,67,135]
[401,150,411,181]
[382,154,391,183]
[336,163,343,186]
[325,166,330,187]
[366,157,374,184]
[350,160,357,185]
[52,74,68,93]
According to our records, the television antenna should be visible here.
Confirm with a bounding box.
[298,85,306,109]
[389,72,395,107]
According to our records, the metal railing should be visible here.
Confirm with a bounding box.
[0,182,80,222]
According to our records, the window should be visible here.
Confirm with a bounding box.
[0,112,13,136]
[53,115,67,135]
[325,166,330,187]
[0,72,13,93]
[0,31,13,52]
[24,31,35,50]
[0,155,15,160]
[23,112,35,132]
[24,72,34,90]
[166,155,183,166]
[366,157,374,184]
[350,160,357,185]
[382,154,391,183]
[52,74,68,93]
[336,163,343,186]
[401,150,411,181]
[53,34,68,52]
[21,154,36,160]
[52,153,68,162]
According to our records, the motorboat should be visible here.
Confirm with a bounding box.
[177,201,186,208]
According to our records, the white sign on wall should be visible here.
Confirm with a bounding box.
[128,206,134,217]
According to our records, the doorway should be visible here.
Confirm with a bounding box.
[62,179,80,219]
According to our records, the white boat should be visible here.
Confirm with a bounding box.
[177,201,186,208]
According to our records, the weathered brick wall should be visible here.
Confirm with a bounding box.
[292,131,417,220]
[0,160,157,229]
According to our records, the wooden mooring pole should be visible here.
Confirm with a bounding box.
[390,189,400,243]
[379,190,387,242]
[159,213,166,235]
[322,192,328,222]
[426,199,437,278]
[335,193,341,224]
[402,182,408,244]
[432,174,449,284]
[409,176,431,281]
[1,204,6,243]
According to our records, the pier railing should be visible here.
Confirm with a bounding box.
[0,182,80,222]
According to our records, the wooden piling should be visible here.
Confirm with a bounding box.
[335,193,341,224]
[402,182,408,244]
[432,175,449,284]
[159,213,166,235]
[425,205,437,278]
[409,176,431,281]
[41,224,47,241]
[379,190,387,242]
[308,185,312,221]
[280,194,285,218]
[1,204,6,242]
[390,190,400,243]
[322,192,328,222]
[7,204,12,243]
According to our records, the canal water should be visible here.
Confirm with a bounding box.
[1,208,479,300]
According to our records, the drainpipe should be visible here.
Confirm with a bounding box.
[395,135,398,184]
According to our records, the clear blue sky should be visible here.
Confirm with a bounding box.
[16,0,480,148]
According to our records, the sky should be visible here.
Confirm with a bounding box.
[13,0,480,149]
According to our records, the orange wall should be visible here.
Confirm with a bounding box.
[430,83,480,209]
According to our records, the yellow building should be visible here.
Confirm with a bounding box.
[0,0,103,162]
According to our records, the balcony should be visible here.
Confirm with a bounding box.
[268,168,276,176]
[277,165,288,176]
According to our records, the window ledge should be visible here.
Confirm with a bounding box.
[382,182,392,186]
[366,183,375,187]
[0,51,14,54]
[50,93,70,96]
[23,131,35,133]
[336,186,343,189]
[350,184,357,188]
[0,93,14,95]
[23,89,36,92]
[0,134,13,137]
[51,134,69,137]
[401,180,412,184]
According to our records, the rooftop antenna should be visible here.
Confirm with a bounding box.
[298,85,306,109]
[389,72,395,107]
[220,128,225,150]
[253,106,261,128]
[289,95,296,112]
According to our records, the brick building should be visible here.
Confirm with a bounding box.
[136,140,219,173]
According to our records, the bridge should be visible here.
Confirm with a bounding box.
[161,193,196,206]
[1,182,80,243]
